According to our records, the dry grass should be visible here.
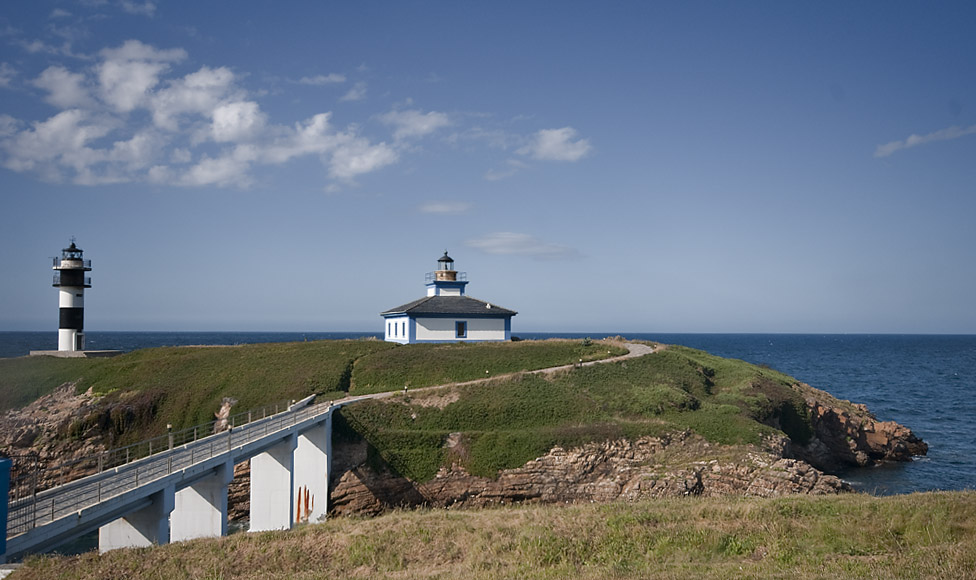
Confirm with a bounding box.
[13,491,976,579]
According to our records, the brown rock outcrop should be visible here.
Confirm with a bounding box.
[792,385,928,472]
[329,432,851,517]
[0,383,107,491]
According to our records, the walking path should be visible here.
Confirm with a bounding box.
[334,340,660,406]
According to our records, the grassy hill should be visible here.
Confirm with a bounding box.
[337,344,817,481]
[13,491,976,579]
[0,339,626,447]
[1,338,839,481]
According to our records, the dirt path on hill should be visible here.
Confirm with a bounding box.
[332,341,661,408]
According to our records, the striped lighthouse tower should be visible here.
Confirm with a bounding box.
[52,240,92,352]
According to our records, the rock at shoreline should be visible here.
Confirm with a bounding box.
[324,383,927,517]
[791,385,928,472]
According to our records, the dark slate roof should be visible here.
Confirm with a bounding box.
[381,295,517,317]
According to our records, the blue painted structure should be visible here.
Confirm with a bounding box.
[381,252,516,344]
[0,459,9,561]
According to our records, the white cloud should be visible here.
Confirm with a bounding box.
[106,130,162,169]
[119,1,156,16]
[419,201,471,214]
[484,159,528,181]
[0,63,16,88]
[32,66,94,109]
[261,113,398,181]
[0,41,414,188]
[340,81,366,102]
[460,126,518,151]
[50,9,72,18]
[379,108,451,140]
[211,101,266,142]
[875,124,976,158]
[329,138,398,180]
[178,145,257,187]
[262,113,338,164]
[0,115,19,138]
[22,39,55,55]
[98,39,187,66]
[97,40,186,113]
[465,232,581,260]
[150,66,237,131]
[0,109,116,179]
[517,127,591,162]
[299,73,346,85]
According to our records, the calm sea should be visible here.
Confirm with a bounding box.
[2,331,974,495]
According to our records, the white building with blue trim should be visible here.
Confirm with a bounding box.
[381,252,517,344]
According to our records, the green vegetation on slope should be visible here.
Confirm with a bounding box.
[1,340,816,482]
[349,340,628,394]
[0,356,95,413]
[0,339,625,448]
[339,345,814,481]
[0,340,395,445]
[15,492,976,579]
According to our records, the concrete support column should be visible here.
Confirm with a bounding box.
[249,433,296,532]
[98,486,175,552]
[294,414,332,525]
[171,460,234,542]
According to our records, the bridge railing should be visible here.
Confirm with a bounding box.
[6,397,330,538]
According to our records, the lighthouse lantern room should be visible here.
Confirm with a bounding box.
[52,240,92,351]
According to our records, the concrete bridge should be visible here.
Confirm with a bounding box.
[0,393,385,562]
[1,341,654,562]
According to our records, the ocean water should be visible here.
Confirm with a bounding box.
[2,331,973,495]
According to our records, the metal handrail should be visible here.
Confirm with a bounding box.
[52,274,92,286]
[6,397,327,538]
[424,271,467,283]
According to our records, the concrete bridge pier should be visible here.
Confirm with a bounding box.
[249,433,297,532]
[294,414,332,524]
[171,460,234,541]
[98,486,175,552]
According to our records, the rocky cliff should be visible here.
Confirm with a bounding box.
[326,381,927,516]
[791,384,928,472]
[0,383,108,492]
[329,431,851,516]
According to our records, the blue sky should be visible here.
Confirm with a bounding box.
[1,1,975,334]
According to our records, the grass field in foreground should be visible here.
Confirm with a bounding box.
[14,491,976,579]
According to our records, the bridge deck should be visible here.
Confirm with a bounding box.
[5,397,333,560]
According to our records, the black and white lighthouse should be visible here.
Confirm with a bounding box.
[52,240,91,352]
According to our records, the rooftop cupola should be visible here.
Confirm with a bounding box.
[435,251,456,281]
[426,251,468,296]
